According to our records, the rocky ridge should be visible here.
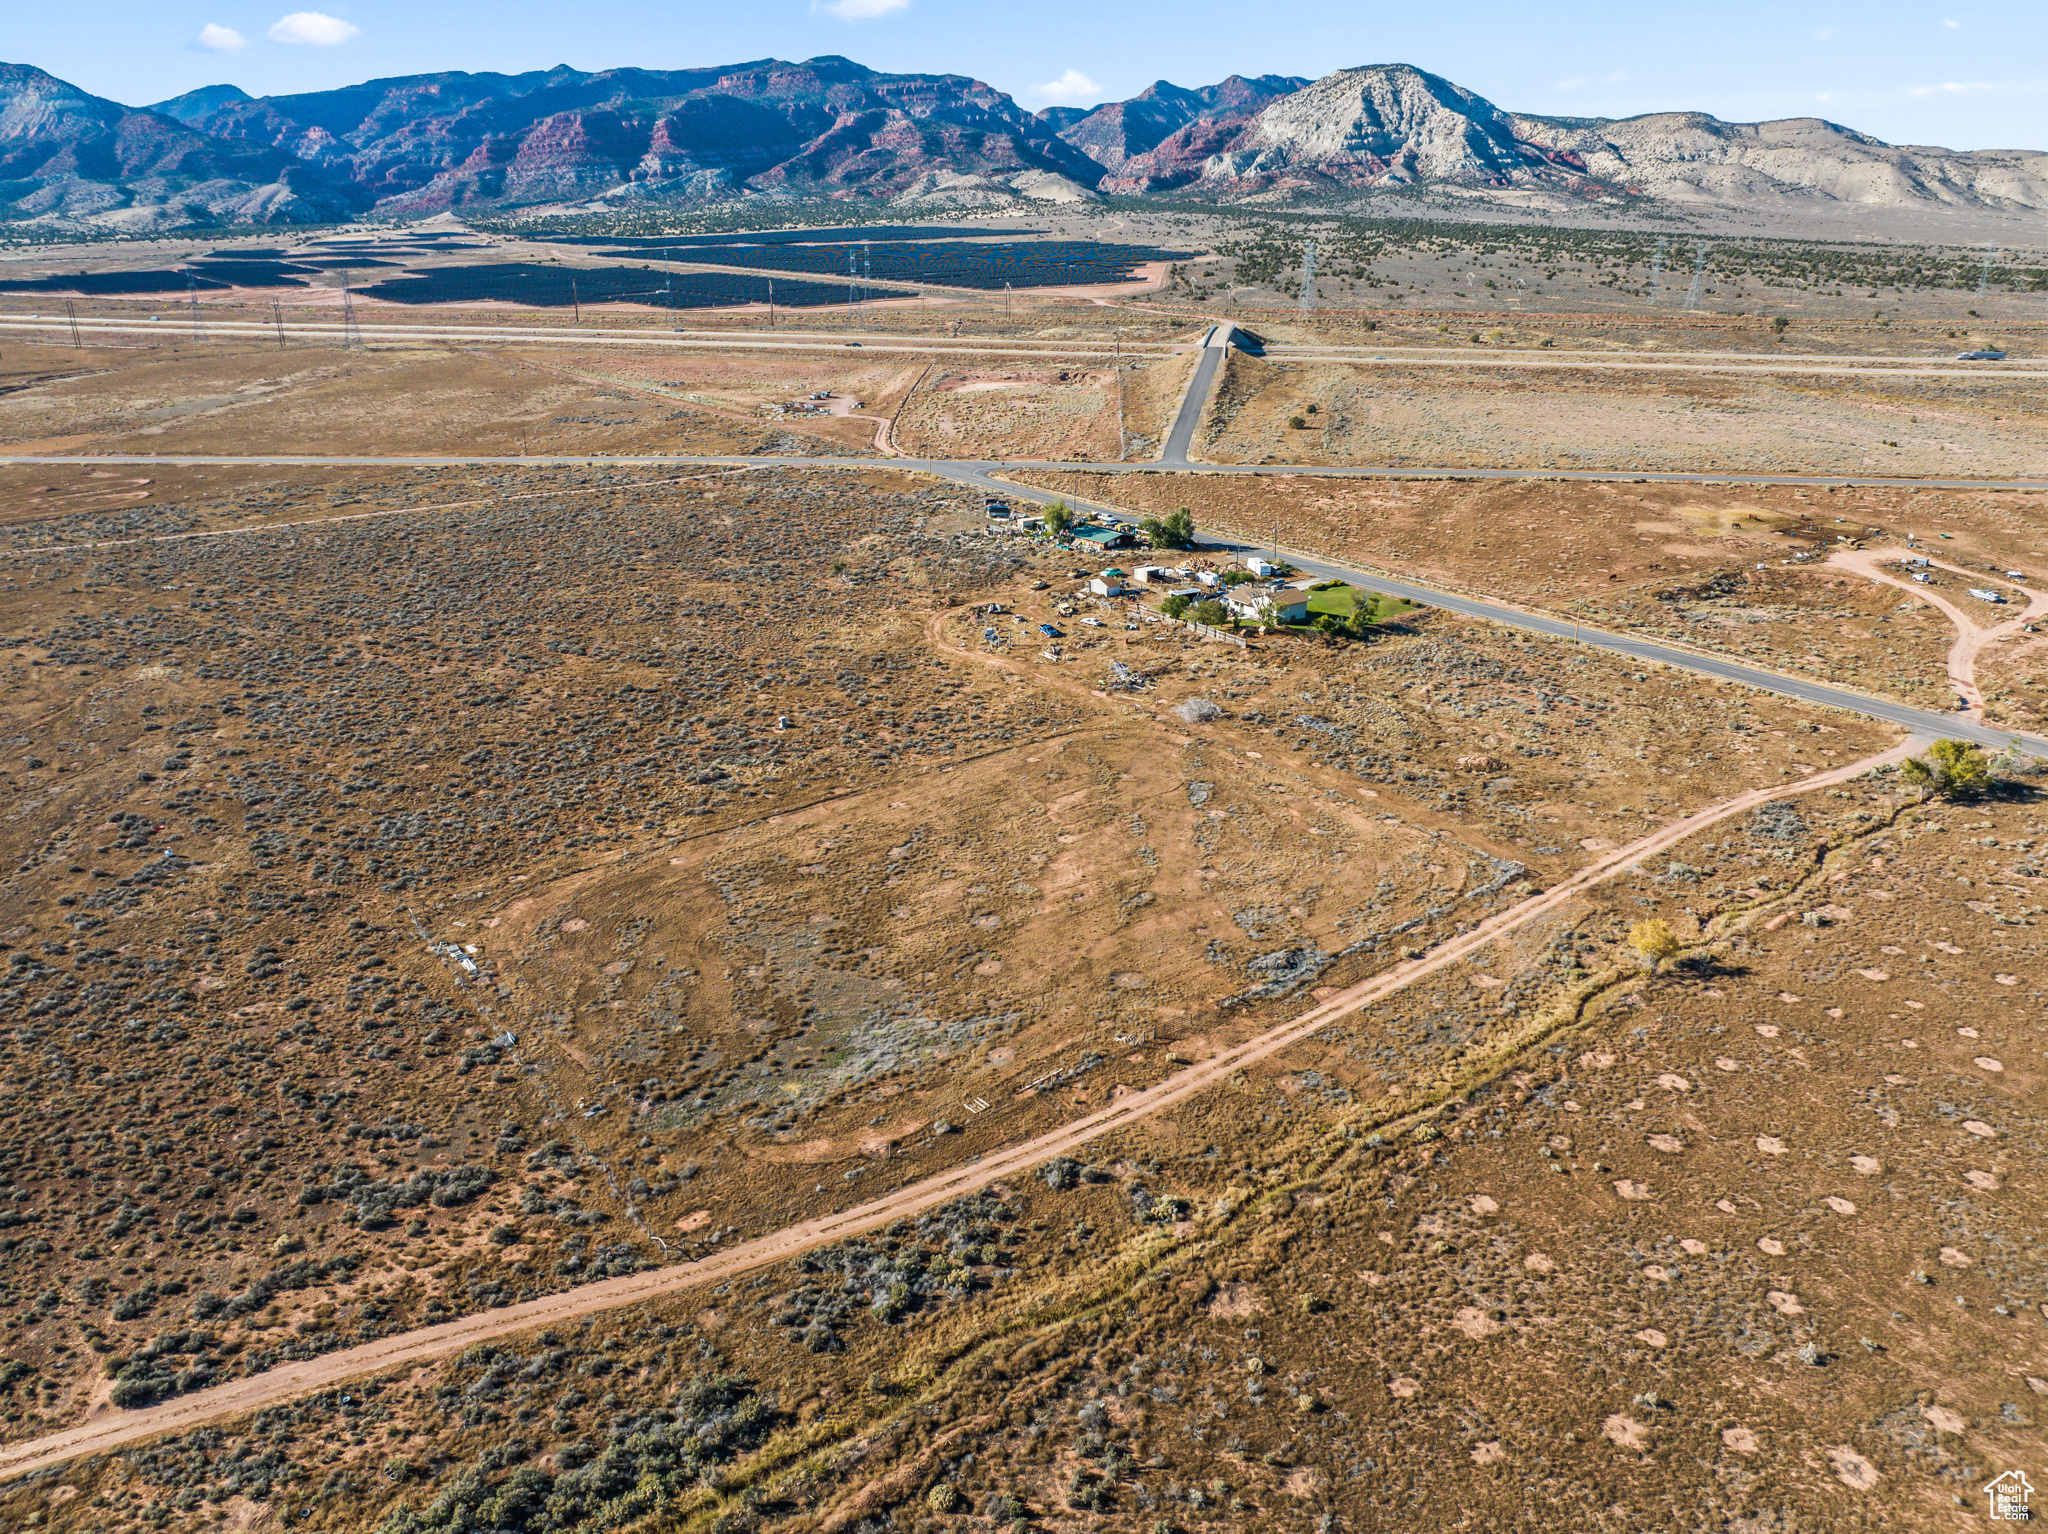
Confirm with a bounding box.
[2,55,2043,227]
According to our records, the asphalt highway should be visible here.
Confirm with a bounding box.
[1161,324,1231,462]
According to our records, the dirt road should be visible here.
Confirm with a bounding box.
[1827,545,2048,714]
[0,733,1911,1484]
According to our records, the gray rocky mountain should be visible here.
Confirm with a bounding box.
[1114,64,2048,212]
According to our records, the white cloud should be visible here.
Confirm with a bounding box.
[810,0,910,19]
[1030,68,1101,106]
[267,10,360,44]
[1815,91,1832,101]
[1605,71,1628,85]
[1814,26,1834,39]
[1912,80,1994,95]
[196,22,247,50]
[1943,16,1960,25]
[1555,76,1586,91]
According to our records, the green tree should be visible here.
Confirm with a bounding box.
[1628,918,1680,971]
[1314,612,1345,642]
[1191,598,1229,628]
[1901,738,1994,800]
[1140,508,1196,550]
[1159,593,1192,620]
[1770,315,1790,335]
[1043,501,1073,538]
[1346,592,1382,637]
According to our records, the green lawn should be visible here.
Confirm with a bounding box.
[1302,585,1416,623]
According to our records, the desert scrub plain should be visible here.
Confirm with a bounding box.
[0,441,1977,1533]
[0,343,866,462]
[12,731,2045,1533]
[1193,352,2048,479]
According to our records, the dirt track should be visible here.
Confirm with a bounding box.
[0,721,1912,1484]
[1828,544,2048,714]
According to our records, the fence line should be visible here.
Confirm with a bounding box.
[1160,616,1248,648]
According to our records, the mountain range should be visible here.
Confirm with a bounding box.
[0,55,2042,228]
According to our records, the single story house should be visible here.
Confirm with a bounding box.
[1088,575,1132,597]
[1224,587,1310,623]
[1070,524,1137,551]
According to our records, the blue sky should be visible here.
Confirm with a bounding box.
[7,0,2043,149]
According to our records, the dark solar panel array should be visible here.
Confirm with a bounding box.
[533,226,1044,249]
[359,262,851,309]
[596,239,1191,289]
[0,271,230,295]
[187,260,321,287]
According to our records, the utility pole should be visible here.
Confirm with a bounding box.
[767,276,774,329]
[1003,280,1012,321]
[270,297,285,350]
[1114,328,1125,462]
[186,273,203,344]
[341,283,362,351]
[65,299,82,350]
[571,273,580,324]
[847,248,857,325]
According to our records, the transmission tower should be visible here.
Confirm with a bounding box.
[340,285,363,351]
[65,299,82,350]
[1978,245,1999,297]
[1299,239,1317,312]
[1684,242,1710,310]
[847,247,857,323]
[186,273,203,343]
[1647,238,1668,305]
[270,297,286,350]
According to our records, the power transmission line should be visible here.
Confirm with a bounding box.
[65,299,82,350]
[1978,245,1999,297]
[270,298,286,350]
[341,284,362,351]
[1684,242,1710,310]
[1647,238,1668,305]
[186,273,203,343]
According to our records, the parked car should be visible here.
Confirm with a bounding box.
[1039,623,1063,637]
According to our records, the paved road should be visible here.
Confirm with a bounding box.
[1253,349,2048,381]
[0,315,1183,362]
[1159,324,1230,463]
